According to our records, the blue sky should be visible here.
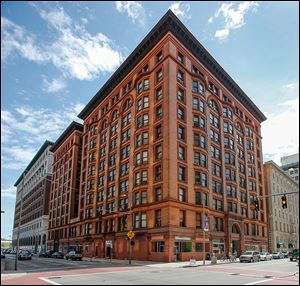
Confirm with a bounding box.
[1,1,299,239]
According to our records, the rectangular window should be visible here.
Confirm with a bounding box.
[156,145,162,160]
[155,187,162,201]
[177,70,184,84]
[156,87,162,101]
[155,165,162,181]
[153,241,164,252]
[178,166,185,181]
[178,146,185,160]
[178,52,184,63]
[177,89,184,102]
[178,126,185,140]
[179,210,186,227]
[156,69,163,82]
[156,51,163,62]
[155,210,161,227]
[178,106,185,120]
[179,187,186,202]
[156,125,162,139]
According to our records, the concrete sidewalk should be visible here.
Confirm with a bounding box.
[81,257,239,268]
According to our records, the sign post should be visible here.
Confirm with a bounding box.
[203,215,209,265]
[127,231,135,264]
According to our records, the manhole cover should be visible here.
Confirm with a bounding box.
[231,273,240,275]
[49,277,62,279]
[264,275,273,278]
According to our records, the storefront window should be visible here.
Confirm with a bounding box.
[181,242,192,252]
[212,242,225,254]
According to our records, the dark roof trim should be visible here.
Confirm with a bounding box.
[50,121,83,153]
[14,140,54,187]
[78,10,266,123]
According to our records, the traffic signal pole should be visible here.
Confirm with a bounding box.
[256,191,298,199]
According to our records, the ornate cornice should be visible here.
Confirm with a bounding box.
[78,10,266,123]
[14,140,54,187]
[50,121,83,153]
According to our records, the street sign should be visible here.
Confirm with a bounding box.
[127,230,135,239]
[204,216,209,231]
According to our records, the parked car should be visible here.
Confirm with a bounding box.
[272,252,284,259]
[51,252,64,259]
[18,250,32,260]
[1,251,5,259]
[65,251,83,261]
[289,249,299,262]
[45,250,56,258]
[239,251,260,263]
[259,252,272,261]
[282,251,289,258]
[38,251,48,257]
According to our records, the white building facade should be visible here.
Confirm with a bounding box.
[12,141,53,253]
[281,153,299,183]
[264,160,299,253]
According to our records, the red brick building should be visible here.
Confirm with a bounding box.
[73,10,267,262]
[47,121,83,253]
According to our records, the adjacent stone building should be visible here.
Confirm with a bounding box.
[264,160,299,252]
[280,153,299,183]
[68,10,268,262]
[12,140,53,253]
[47,122,83,253]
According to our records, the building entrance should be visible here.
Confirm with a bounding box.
[232,240,239,255]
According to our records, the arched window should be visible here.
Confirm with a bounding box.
[209,99,219,113]
[236,122,243,134]
[112,110,119,121]
[232,224,239,233]
[123,98,132,111]
[102,120,107,130]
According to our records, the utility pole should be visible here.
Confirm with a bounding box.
[128,205,133,265]
[15,171,26,270]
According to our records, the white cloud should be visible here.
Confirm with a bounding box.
[1,6,124,80]
[1,103,84,171]
[262,98,299,165]
[1,186,17,199]
[1,17,47,62]
[209,1,259,40]
[283,82,298,90]
[215,29,230,40]
[42,77,66,93]
[115,1,146,26]
[169,2,191,21]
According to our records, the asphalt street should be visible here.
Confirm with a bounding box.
[1,254,127,273]
[2,256,298,285]
[42,259,299,285]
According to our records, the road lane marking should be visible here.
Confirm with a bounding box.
[39,277,62,285]
[244,278,274,285]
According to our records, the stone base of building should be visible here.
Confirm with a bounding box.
[48,229,268,262]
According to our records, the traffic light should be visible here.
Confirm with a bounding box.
[281,195,287,209]
[254,198,259,211]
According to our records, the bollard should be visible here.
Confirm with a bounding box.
[211,256,217,265]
